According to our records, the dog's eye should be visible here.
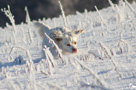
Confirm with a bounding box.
[67,44,71,46]
[74,42,77,45]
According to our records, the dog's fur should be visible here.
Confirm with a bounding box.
[35,22,85,56]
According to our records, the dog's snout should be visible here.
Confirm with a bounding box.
[72,48,77,53]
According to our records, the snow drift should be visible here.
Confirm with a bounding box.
[0,0,136,90]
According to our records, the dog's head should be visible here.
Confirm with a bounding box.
[50,27,85,54]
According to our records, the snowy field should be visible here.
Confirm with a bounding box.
[0,1,136,90]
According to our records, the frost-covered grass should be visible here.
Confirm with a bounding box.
[0,0,136,90]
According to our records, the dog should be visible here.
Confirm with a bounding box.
[35,22,85,56]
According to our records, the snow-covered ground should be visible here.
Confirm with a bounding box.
[0,1,136,90]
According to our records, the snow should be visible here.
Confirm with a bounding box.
[0,1,136,90]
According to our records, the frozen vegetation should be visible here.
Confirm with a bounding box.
[0,0,136,90]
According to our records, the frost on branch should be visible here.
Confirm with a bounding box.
[1,5,17,44]
[115,0,126,22]
[99,42,112,59]
[95,6,107,26]
[108,0,115,10]
[1,5,16,32]
[43,45,56,75]
[25,50,37,90]
[125,0,135,13]
[8,46,33,63]
[117,39,130,54]
[58,0,68,27]
[44,32,64,62]
[75,59,109,89]
[43,45,56,68]
[25,6,31,24]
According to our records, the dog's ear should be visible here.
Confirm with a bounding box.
[50,30,63,42]
[73,29,85,36]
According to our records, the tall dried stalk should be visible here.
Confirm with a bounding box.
[25,6,31,24]
[75,59,109,89]
[44,32,64,62]
[1,5,17,44]
[58,0,68,27]
[43,45,56,75]
[108,0,115,10]
[95,6,107,26]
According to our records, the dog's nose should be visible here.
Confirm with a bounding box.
[72,48,77,53]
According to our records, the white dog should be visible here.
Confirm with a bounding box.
[35,22,85,56]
